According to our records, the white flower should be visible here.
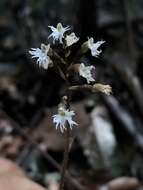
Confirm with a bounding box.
[53,107,78,133]
[48,23,70,44]
[65,32,79,47]
[79,63,95,84]
[87,38,105,57]
[29,44,51,69]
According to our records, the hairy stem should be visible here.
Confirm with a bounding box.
[60,126,70,190]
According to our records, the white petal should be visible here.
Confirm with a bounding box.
[79,63,95,84]
[65,33,79,47]
[29,45,50,70]
[52,108,77,133]
[88,38,105,57]
[48,23,70,44]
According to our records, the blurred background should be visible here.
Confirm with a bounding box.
[0,0,143,190]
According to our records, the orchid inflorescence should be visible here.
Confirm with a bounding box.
[29,22,112,133]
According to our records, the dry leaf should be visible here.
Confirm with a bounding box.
[0,157,25,177]
[108,177,140,190]
[0,175,45,190]
[0,158,45,190]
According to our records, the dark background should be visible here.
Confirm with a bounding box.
[0,0,143,189]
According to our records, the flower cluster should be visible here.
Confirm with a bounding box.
[29,22,111,133]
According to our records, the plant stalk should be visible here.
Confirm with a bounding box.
[59,126,70,190]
